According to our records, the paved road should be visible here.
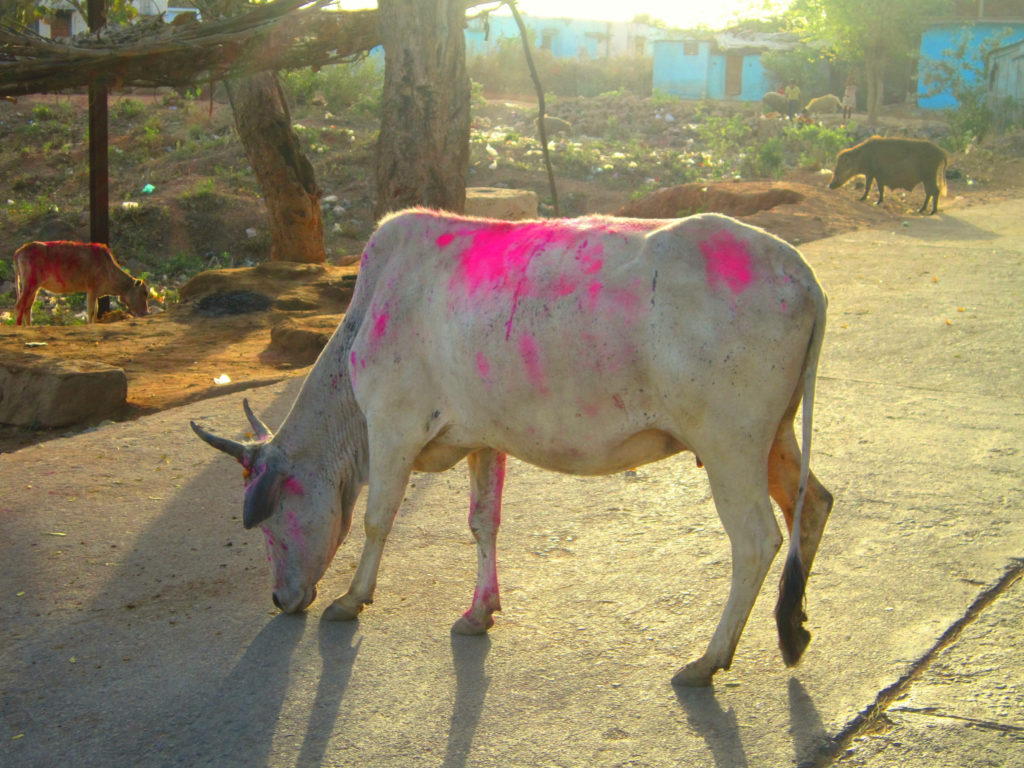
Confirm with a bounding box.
[2,200,1022,768]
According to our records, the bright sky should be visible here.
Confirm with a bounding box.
[333,1,788,31]
[507,0,784,30]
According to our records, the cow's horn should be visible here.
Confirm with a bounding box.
[190,420,246,460]
[242,398,272,441]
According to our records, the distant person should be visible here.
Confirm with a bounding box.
[842,76,857,122]
[784,80,801,120]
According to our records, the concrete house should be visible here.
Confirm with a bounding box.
[465,14,660,59]
[651,31,799,102]
[917,1,1024,109]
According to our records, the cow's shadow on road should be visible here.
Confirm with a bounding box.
[675,676,831,766]
[443,633,491,768]
[675,686,751,768]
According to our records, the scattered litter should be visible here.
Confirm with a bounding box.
[245,227,259,239]
[213,374,231,385]
[45,531,67,536]
[25,341,47,348]
[121,201,139,210]
[141,183,155,194]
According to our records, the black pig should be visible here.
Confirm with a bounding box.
[829,136,948,214]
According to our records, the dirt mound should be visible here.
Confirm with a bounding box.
[617,182,805,219]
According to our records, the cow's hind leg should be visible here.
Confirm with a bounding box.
[452,448,506,635]
[323,437,414,622]
[767,419,834,665]
[767,420,834,575]
[673,453,782,687]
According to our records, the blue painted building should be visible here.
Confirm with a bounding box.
[918,19,1024,109]
[652,32,798,101]
[465,13,660,59]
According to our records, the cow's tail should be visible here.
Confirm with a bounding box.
[938,152,948,198]
[776,286,827,667]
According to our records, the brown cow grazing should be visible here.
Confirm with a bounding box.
[762,91,787,115]
[828,136,948,214]
[13,241,149,326]
[804,94,841,115]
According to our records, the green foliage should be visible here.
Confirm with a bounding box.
[753,137,786,178]
[281,59,384,115]
[468,38,652,98]
[697,109,752,158]
[760,46,831,95]
[111,98,147,122]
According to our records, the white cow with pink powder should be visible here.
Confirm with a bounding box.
[192,209,833,686]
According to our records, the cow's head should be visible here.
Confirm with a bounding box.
[190,400,358,614]
[124,279,149,317]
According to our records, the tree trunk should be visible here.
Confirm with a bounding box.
[226,72,325,263]
[865,51,886,125]
[374,0,470,217]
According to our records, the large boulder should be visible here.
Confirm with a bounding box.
[0,352,127,427]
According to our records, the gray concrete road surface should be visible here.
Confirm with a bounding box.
[2,200,1022,768]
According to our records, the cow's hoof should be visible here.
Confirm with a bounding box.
[671,660,715,687]
[451,614,492,636]
[322,597,363,622]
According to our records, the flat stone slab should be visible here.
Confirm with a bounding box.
[465,186,538,220]
[0,351,127,427]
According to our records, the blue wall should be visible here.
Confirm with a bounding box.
[918,22,1024,109]
[652,39,774,101]
[465,15,646,59]
[652,39,712,98]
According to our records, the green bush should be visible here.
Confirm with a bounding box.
[282,59,384,115]
[468,39,652,98]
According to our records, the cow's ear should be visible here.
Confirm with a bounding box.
[243,465,286,529]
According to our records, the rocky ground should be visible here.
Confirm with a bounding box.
[1,90,1022,452]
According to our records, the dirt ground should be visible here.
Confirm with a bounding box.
[2,95,1023,453]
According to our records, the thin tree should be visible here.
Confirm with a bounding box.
[787,0,953,123]
[194,0,325,263]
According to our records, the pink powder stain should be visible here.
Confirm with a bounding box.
[348,350,359,386]
[551,274,577,298]
[780,300,788,312]
[285,510,307,557]
[604,281,642,318]
[447,221,606,304]
[518,333,548,394]
[700,230,753,295]
[576,240,604,274]
[283,475,305,495]
[370,303,389,344]
[475,351,492,381]
[580,401,601,418]
[437,232,455,248]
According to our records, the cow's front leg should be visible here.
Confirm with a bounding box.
[323,441,413,622]
[452,448,506,635]
[673,455,781,686]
